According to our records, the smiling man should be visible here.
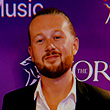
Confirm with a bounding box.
[28,12,78,79]
[28,10,78,110]
[2,8,110,110]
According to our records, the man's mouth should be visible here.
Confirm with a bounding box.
[43,51,61,62]
[45,54,60,60]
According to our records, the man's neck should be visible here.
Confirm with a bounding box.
[40,68,74,110]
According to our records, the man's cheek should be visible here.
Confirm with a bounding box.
[63,47,71,56]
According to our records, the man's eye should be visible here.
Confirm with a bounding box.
[55,36,60,39]
[39,40,43,42]
[37,39,43,43]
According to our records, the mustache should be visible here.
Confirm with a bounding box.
[42,51,61,60]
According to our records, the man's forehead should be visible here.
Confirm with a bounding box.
[29,14,68,28]
[29,14,70,35]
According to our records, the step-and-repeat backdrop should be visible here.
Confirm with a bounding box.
[0,0,110,109]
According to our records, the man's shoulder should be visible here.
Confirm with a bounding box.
[77,80,110,101]
[76,80,110,110]
[2,82,38,110]
[4,81,38,99]
[3,81,38,103]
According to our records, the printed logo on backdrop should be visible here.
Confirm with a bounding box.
[20,57,110,86]
[0,0,44,17]
[104,0,110,24]
[72,60,110,82]
[20,56,40,86]
[0,0,110,24]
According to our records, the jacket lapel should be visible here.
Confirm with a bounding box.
[24,80,39,110]
[76,80,90,110]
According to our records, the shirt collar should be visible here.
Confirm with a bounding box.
[34,73,76,102]
[68,73,76,102]
[34,78,43,100]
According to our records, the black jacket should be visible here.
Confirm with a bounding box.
[2,80,110,110]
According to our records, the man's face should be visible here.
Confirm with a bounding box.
[28,14,79,78]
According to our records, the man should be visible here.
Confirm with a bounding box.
[2,8,110,110]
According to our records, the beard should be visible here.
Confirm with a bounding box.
[35,54,73,79]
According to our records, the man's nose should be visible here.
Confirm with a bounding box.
[45,40,55,52]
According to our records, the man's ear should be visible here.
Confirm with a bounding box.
[72,37,79,55]
[28,46,34,62]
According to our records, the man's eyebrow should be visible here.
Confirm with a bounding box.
[34,33,44,38]
[54,30,64,34]
[33,30,64,39]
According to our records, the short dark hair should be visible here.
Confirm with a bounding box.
[28,7,76,46]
